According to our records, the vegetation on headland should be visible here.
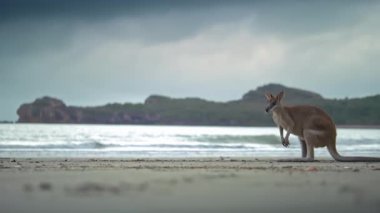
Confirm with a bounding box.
[0,120,14,124]
[16,83,380,126]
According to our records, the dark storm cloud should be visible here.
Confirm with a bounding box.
[0,0,370,57]
[0,0,367,32]
[0,0,175,21]
[0,0,255,21]
[0,0,255,56]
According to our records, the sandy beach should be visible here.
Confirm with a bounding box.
[0,158,379,213]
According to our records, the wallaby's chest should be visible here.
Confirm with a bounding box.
[272,111,292,129]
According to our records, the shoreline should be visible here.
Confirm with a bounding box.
[336,125,380,129]
[2,122,380,129]
[1,157,380,171]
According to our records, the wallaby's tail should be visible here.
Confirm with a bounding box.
[327,143,380,162]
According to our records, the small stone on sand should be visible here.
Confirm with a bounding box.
[39,182,52,191]
[306,166,318,172]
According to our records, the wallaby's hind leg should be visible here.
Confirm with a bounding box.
[305,141,315,160]
[299,137,307,158]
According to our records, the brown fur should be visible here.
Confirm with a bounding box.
[265,91,380,162]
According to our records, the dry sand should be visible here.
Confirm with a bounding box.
[0,158,379,213]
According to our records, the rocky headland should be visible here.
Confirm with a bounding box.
[17,84,380,126]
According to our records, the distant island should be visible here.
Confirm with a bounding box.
[0,120,14,124]
[17,83,380,126]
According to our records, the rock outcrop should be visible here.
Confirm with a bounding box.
[17,97,73,123]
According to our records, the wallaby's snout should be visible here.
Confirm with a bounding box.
[265,100,276,113]
[265,104,272,113]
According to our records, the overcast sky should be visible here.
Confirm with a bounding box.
[1,0,380,120]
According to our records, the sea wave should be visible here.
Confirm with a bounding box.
[0,134,282,150]
[0,141,108,149]
[177,134,281,144]
[0,124,379,158]
[1,134,380,150]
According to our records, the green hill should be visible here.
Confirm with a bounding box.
[17,84,380,126]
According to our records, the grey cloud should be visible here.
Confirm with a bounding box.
[0,0,255,22]
[249,1,377,37]
[0,0,256,57]
[1,0,380,121]
[1,0,372,57]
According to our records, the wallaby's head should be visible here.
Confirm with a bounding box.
[265,91,284,113]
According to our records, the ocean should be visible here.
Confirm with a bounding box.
[0,124,379,159]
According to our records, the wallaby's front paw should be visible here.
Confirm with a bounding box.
[282,139,290,147]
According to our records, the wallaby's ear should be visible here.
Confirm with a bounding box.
[265,93,272,101]
[277,91,284,101]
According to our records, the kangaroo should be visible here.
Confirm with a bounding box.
[265,91,380,162]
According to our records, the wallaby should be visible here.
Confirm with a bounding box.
[265,91,380,162]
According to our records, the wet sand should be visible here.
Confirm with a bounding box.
[0,158,379,213]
